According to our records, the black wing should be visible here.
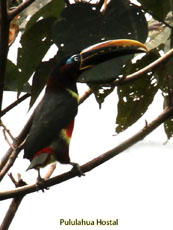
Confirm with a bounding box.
[24,86,78,160]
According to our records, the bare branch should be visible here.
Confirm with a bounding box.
[1,105,173,201]
[0,173,27,230]
[2,129,15,149]
[1,121,15,143]
[0,93,31,117]
[0,195,24,230]
[78,88,92,105]
[0,1,10,116]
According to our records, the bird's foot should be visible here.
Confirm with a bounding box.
[36,169,49,192]
[70,162,85,177]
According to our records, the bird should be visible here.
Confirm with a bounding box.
[24,39,148,179]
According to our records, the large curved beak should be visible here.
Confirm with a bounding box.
[79,39,148,70]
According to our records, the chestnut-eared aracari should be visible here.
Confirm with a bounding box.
[24,39,148,176]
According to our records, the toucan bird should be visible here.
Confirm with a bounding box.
[24,39,148,176]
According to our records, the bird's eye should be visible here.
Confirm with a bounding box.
[73,55,79,62]
[66,55,80,65]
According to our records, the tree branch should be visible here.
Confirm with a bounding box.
[0,174,27,230]
[0,143,25,182]
[0,1,10,117]
[0,168,55,230]
[1,122,15,149]
[0,196,24,230]
[1,105,173,201]
[0,93,31,117]
[8,0,36,21]
[78,87,92,105]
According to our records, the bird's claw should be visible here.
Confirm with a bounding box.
[36,170,49,192]
[70,162,85,177]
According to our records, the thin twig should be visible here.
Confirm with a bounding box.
[1,105,173,200]
[8,173,18,186]
[1,121,15,141]
[2,129,15,149]
[79,88,93,105]
[0,93,31,117]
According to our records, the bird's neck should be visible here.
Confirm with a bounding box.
[46,64,79,93]
[46,76,78,95]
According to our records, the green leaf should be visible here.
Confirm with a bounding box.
[138,0,172,20]
[103,0,148,43]
[52,2,102,57]
[5,60,30,92]
[87,84,115,108]
[116,51,160,133]
[17,17,56,92]
[52,1,148,57]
